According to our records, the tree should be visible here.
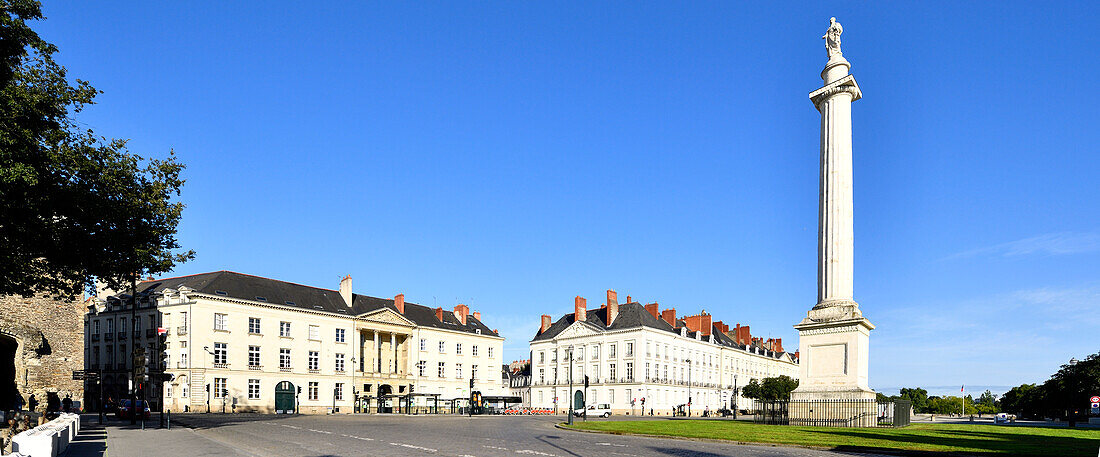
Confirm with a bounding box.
[898,387,929,413]
[0,0,192,297]
[758,375,799,401]
[1001,383,1043,419]
[741,379,762,400]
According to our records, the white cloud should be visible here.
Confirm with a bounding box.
[946,232,1100,259]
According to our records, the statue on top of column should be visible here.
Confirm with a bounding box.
[823,17,843,58]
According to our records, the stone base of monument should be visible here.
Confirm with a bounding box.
[790,304,878,426]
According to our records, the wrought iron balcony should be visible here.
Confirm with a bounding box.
[177,326,188,335]
[117,332,127,340]
[90,334,100,342]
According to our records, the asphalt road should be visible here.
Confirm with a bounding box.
[100,413,893,457]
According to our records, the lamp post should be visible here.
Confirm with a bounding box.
[202,346,214,413]
[686,358,691,417]
[567,346,574,426]
[732,374,738,420]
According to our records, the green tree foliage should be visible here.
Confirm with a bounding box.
[742,376,799,401]
[998,352,1100,420]
[1000,384,1043,419]
[0,0,193,297]
[898,387,929,412]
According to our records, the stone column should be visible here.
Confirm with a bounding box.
[374,332,381,373]
[390,333,396,374]
[793,17,875,404]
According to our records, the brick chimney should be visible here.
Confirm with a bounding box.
[394,294,405,314]
[453,304,469,325]
[714,320,729,334]
[734,324,751,345]
[606,290,619,326]
[574,296,586,322]
[644,303,659,319]
[682,312,712,336]
[626,295,631,304]
[660,308,676,327]
[540,314,552,333]
[435,307,444,322]
[339,275,353,308]
[472,311,481,321]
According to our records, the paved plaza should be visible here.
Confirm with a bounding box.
[92,413,893,457]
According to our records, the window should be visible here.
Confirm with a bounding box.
[456,343,462,355]
[539,352,545,364]
[213,342,227,365]
[609,389,615,404]
[472,364,478,380]
[335,383,344,401]
[179,352,188,368]
[456,363,463,379]
[308,351,319,371]
[417,361,426,377]
[248,317,261,334]
[539,368,545,383]
[279,349,291,369]
[248,346,260,367]
[591,364,598,380]
[335,328,346,343]
[308,325,319,341]
[93,320,100,335]
[181,383,188,398]
[437,362,445,378]
[308,382,318,401]
[335,353,345,372]
[214,377,227,398]
[106,319,114,333]
[472,345,478,357]
[626,362,634,380]
[214,313,227,331]
[248,379,260,399]
[488,347,494,358]
[419,338,427,351]
[610,363,617,380]
[609,344,617,358]
[134,316,141,332]
[626,342,634,356]
[592,345,599,360]
[279,321,291,337]
[438,341,445,353]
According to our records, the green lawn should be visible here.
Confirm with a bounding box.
[565,420,1100,456]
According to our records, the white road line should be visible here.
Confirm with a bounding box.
[483,445,510,450]
[515,450,556,456]
[390,442,437,452]
[279,424,302,429]
[595,442,626,447]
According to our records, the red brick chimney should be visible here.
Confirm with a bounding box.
[606,290,619,326]
[472,311,481,321]
[540,314,552,333]
[734,324,751,345]
[394,294,405,314]
[644,303,659,319]
[714,320,729,334]
[683,312,713,336]
[435,307,444,322]
[574,296,586,322]
[793,350,800,360]
[626,295,632,304]
[660,308,676,327]
[453,304,469,325]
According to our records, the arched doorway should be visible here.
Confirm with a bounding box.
[0,334,17,411]
[574,390,585,411]
[378,384,393,413]
[275,381,295,414]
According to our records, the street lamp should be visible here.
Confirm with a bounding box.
[567,346,574,426]
[202,346,216,413]
[685,358,691,417]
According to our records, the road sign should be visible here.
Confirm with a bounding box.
[1091,402,1099,409]
[1090,396,1099,403]
[157,326,167,335]
[72,370,84,380]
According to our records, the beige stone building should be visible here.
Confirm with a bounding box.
[0,293,85,413]
[530,291,798,416]
[84,271,504,414]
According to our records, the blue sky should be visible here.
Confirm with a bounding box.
[38,2,1099,396]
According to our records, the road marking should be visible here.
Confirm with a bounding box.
[484,445,510,450]
[515,450,556,456]
[390,442,437,452]
[308,429,333,434]
[595,442,626,447]
[279,424,302,429]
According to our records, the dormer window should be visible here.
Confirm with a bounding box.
[214,290,228,296]
[255,296,267,302]
[285,301,296,306]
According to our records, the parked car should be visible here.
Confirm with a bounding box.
[574,404,613,418]
[116,399,151,420]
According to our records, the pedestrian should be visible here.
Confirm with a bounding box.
[27,395,37,413]
[62,395,73,413]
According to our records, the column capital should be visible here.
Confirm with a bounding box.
[809,74,861,109]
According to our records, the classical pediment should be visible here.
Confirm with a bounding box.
[357,308,415,326]
[554,322,603,341]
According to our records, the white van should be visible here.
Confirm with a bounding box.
[574,404,613,417]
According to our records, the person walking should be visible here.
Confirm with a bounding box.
[62,395,73,413]
[26,395,37,413]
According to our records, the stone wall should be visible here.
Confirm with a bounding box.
[0,294,85,411]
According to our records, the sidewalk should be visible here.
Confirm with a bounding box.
[59,415,107,457]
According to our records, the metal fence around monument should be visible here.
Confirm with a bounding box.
[753,399,911,428]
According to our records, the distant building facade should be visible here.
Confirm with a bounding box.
[84,271,504,414]
[530,291,798,416]
[503,359,531,407]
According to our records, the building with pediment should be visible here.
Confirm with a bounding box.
[529,290,798,416]
[84,271,503,414]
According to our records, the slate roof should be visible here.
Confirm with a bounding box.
[531,302,789,360]
[133,270,498,336]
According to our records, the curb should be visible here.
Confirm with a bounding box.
[553,423,991,457]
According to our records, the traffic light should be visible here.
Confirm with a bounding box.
[584,375,589,390]
[156,329,169,371]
